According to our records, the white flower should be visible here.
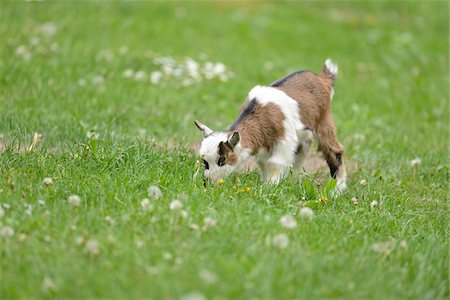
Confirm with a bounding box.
[150,71,162,84]
[16,45,32,61]
[119,46,128,55]
[169,200,183,211]
[199,269,217,284]
[351,197,359,205]
[40,22,57,37]
[92,75,104,87]
[43,177,53,186]
[370,200,378,209]
[41,277,57,294]
[86,131,100,140]
[68,195,81,207]
[84,239,100,255]
[359,179,367,186]
[38,199,46,206]
[0,226,14,237]
[180,210,188,219]
[163,252,173,260]
[264,61,274,70]
[0,206,4,219]
[78,78,86,87]
[50,43,59,52]
[299,207,314,219]
[147,185,163,199]
[202,217,217,231]
[372,240,395,255]
[410,158,422,167]
[105,216,115,226]
[2,203,11,209]
[180,292,206,300]
[135,239,144,249]
[75,236,85,245]
[122,69,134,78]
[25,204,33,216]
[399,240,408,250]
[272,233,289,249]
[189,223,199,231]
[140,198,154,212]
[134,70,147,81]
[280,214,297,229]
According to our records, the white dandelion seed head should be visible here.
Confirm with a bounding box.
[140,198,154,212]
[134,70,147,81]
[299,207,314,219]
[150,71,162,85]
[0,226,15,237]
[41,277,57,294]
[399,240,408,250]
[169,200,183,211]
[122,69,134,78]
[372,240,395,255]
[86,130,100,140]
[43,177,53,186]
[119,45,128,55]
[40,22,57,37]
[50,43,58,52]
[84,239,100,256]
[25,204,33,216]
[75,236,85,245]
[78,78,86,87]
[135,239,144,249]
[272,233,289,249]
[202,217,217,231]
[18,233,27,242]
[68,195,81,207]
[163,252,173,261]
[280,214,297,229]
[92,75,104,87]
[199,269,217,284]
[180,292,206,300]
[147,185,162,199]
[16,45,32,61]
[370,200,378,209]
[180,210,188,219]
[410,158,422,167]
[189,223,199,231]
[264,61,274,70]
[105,216,115,226]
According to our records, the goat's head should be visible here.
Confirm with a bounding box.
[194,120,240,183]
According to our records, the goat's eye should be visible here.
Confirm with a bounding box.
[203,159,209,170]
[217,156,226,167]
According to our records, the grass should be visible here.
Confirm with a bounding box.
[0,2,448,299]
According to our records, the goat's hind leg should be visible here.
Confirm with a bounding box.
[317,115,347,194]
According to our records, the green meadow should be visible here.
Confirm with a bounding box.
[0,2,448,299]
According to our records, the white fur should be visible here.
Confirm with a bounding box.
[199,132,250,182]
[325,59,338,77]
[248,86,308,183]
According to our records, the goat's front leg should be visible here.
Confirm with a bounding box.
[265,162,289,184]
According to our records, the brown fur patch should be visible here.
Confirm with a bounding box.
[231,102,286,155]
[218,141,238,166]
[273,71,345,175]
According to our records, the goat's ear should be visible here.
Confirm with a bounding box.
[194,120,213,137]
[227,131,240,149]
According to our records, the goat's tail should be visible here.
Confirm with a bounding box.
[320,59,338,83]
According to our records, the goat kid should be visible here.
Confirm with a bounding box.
[195,59,347,194]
